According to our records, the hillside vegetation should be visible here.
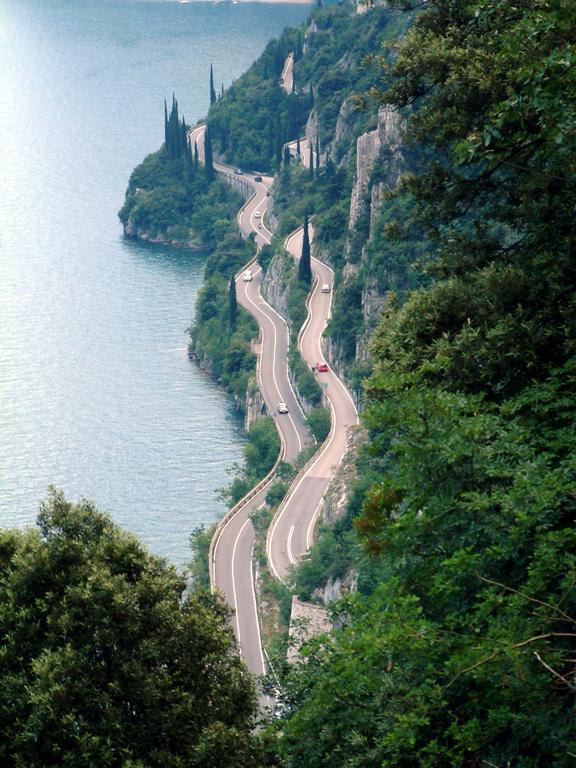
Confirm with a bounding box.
[281,1,576,765]
[111,0,576,764]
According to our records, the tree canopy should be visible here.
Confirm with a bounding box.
[0,490,265,768]
[276,1,576,766]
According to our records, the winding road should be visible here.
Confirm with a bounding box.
[189,121,357,676]
[267,227,358,582]
[189,124,310,675]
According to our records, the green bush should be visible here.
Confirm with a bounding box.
[306,407,330,442]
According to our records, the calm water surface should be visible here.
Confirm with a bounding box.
[0,0,310,566]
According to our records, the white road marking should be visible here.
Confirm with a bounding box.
[249,536,267,676]
[243,267,303,454]
[287,525,296,565]
[231,515,252,648]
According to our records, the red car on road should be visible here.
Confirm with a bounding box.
[316,362,329,372]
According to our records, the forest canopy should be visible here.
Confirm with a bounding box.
[0,490,267,768]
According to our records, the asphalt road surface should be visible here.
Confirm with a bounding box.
[267,226,359,583]
[280,52,294,94]
[189,124,310,675]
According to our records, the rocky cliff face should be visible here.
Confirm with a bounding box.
[343,105,405,358]
[348,105,403,236]
[244,376,266,431]
[261,249,292,323]
[122,218,203,250]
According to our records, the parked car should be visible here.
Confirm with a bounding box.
[321,283,331,293]
[242,270,253,282]
[253,210,262,218]
[316,362,329,372]
[234,168,243,175]
[277,402,289,414]
[254,175,263,182]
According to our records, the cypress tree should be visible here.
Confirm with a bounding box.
[221,83,224,98]
[194,140,199,172]
[185,137,194,180]
[283,144,291,166]
[266,120,274,168]
[229,275,238,330]
[180,116,187,158]
[274,112,283,168]
[167,95,180,160]
[315,135,321,173]
[204,127,215,182]
[210,64,217,105]
[308,144,314,179]
[298,214,312,284]
[296,136,301,157]
[164,99,169,151]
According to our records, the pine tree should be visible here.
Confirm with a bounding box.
[210,64,217,105]
[204,127,215,182]
[229,275,238,330]
[298,214,312,284]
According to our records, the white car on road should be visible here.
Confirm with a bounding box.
[242,270,253,282]
[277,402,289,414]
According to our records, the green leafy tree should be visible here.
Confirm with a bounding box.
[0,489,266,768]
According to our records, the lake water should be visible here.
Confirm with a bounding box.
[0,0,310,567]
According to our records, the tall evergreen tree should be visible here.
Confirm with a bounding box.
[194,140,199,172]
[274,112,283,169]
[283,144,291,166]
[315,135,320,173]
[298,214,312,284]
[180,116,187,158]
[164,99,169,150]
[221,83,224,98]
[266,120,274,167]
[296,136,301,157]
[204,127,215,182]
[185,136,194,180]
[308,144,314,179]
[210,64,217,105]
[229,275,238,330]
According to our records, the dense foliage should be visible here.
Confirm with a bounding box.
[0,490,265,767]
[207,29,310,173]
[119,98,241,247]
[190,231,258,406]
[277,1,576,766]
[222,416,281,506]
